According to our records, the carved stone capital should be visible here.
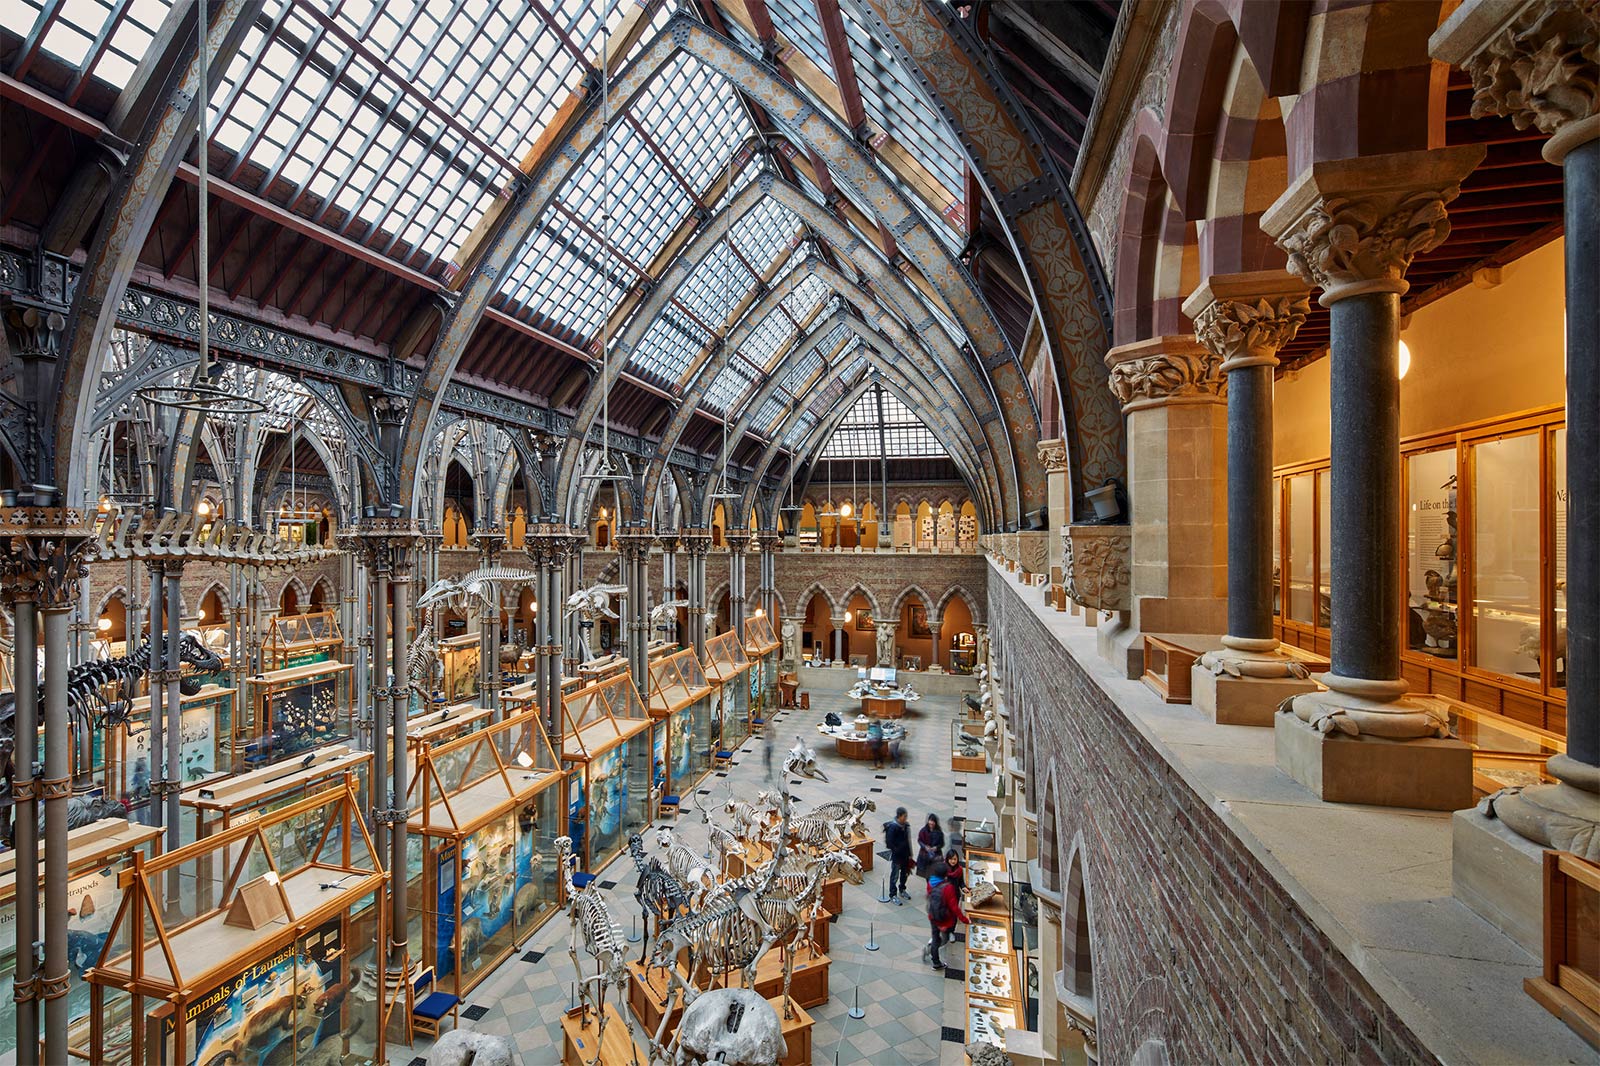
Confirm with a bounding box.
[1062,524,1130,613]
[0,507,96,608]
[1261,148,1485,304]
[1036,438,1069,473]
[1183,272,1313,372]
[1104,336,1223,413]
[1433,0,1600,162]
[681,529,713,558]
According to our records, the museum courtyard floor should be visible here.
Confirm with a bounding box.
[392,684,990,1066]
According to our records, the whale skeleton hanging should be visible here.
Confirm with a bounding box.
[94,508,335,566]
[565,583,629,662]
[557,834,638,1066]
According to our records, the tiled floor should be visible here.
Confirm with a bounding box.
[395,685,979,1065]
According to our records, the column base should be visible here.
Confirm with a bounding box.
[1480,759,1600,862]
[1274,709,1473,811]
[1193,663,1319,727]
[1096,612,1140,677]
[1451,805,1546,956]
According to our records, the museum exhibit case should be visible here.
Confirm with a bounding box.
[962,847,1022,1051]
[646,646,715,801]
[405,710,563,998]
[743,613,780,723]
[0,818,162,1066]
[702,631,752,752]
[1274,405,1568,736]
[559,672,653,872]
[438,634,482,703]
[85,780,385,1066]
[191,624,236,687]
[260,609,344,669]
[238,660,355,766]
[110,684,236,814]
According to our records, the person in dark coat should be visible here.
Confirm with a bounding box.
[915,813,945,880]
[924,860,970,970]
[884,807,913,903]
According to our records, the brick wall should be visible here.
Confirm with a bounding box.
[85,555,345,619]
[989,569,1435,1066]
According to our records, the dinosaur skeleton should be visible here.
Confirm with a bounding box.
[566,583,629,662]
[0,632,222,845]
[628,833,690,965]
[93,508,335,566]
[556,835,636,1066]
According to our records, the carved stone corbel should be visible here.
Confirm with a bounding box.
[1104,336,1224,412]
[1062,525,1130,613]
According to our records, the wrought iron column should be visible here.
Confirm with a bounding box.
[389,544,412,975]
[146,561,165,830]
[9,594,39,1058]
[726,530,749,639]
[41,601,71,1062]
[162,560,183,840]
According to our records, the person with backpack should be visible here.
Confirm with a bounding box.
[883,807,913,903]
[923,860,969,970]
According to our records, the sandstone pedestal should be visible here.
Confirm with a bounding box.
[1273,710,1473,811]
[1451,806,1546,956]
[1194,669,1318,727]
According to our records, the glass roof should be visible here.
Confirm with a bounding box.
[819,381,944,459]
[8,0,172,91]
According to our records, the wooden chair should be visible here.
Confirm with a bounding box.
[714,749,734,770]
[658,793,680,818]
[408,964,460,1043]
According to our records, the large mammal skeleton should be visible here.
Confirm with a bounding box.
[565,583,628,661]
[556,835,636,1066]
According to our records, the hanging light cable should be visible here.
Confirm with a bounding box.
[584,0,625,484]
[710,134,741,504]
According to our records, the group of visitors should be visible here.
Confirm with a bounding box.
[882,809,971,970]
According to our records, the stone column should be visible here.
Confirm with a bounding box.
[831,613,849,663]
[726,529,750,639]
[757,532,780,621]
[683,530,711,656]
[875,620,898,669]
[1099,336,1229,677]
[470,525,506,717]
[1038,439,1070,610]
[616,530,654,694]
[1433,0,1600,875]
[1262,146,1483,810]
[1184,274,1321,725]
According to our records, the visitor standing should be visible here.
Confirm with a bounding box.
[915,813,945,880]
[944,848,966,894]
[867,717,885,769]
[762,728,774,781]
[887,726,903,769]
[884,806,912,903]
[924,860,970,970]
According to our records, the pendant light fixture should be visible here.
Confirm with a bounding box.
[584,0,625,485]
[709,135,741,505]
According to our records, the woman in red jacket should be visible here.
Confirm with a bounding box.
[924,861,969,970]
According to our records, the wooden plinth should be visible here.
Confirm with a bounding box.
[686,946,831,1009]
[834,735,877,761]
[561,1003,642,1066]
[952,752,987,773]
[860,696,904,718]
[850,832,875,872]
[820,876,843,916]
[626,959,682,1035]
[771,995,814,1066]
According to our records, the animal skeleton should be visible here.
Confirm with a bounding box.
[654,826,720,910]
[705,820,746,876]
[672,988,785,1066]
[650,599,690,633]
[801,796,876,840]
[566,583,629,661]
[555,835,635,1066]
[628,833,690,965]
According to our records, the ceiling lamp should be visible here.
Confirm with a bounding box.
[1397,339,1412,380]
[583,0,626,486]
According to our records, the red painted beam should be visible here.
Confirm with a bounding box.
[814,0,867,132]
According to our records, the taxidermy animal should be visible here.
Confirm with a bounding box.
[673,988,785,1066]
[428,1030,521,1066]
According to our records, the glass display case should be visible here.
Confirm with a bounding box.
[647,647,715,800]
[238,661,354,767]
[560,673,654,872]
[110,685,236,815]
[406,710,563,997]
[86,780,385,1066]
[0,818,162,1065]
[1447,700,1567,795]
[1406,447,1459,660]
[743,614,781,721]
[439,634,482,703]
[260,609,343,669]
[702,631,752,752]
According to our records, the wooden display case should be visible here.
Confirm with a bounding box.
[0,818,161,1065]
[702,631,753,752]
[238,660,354,768]
[260,609,343,669]
[743,614,781,721]
[108,684,236,813]
[406,710,564,998]
[1445,700,1567,796]
[647,647,715,802]
[1526,851,1600,1049]
[561,673,654,872]
[85,781,386,1066]
[438,634,481,702]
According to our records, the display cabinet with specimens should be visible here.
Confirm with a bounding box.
[742,613,781,721]
[238,660,355,766]
[647,646,715,800]
[560,672,654,872]
[259,609,343,669]
[702,631,752,751]
[108,684,236,814]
